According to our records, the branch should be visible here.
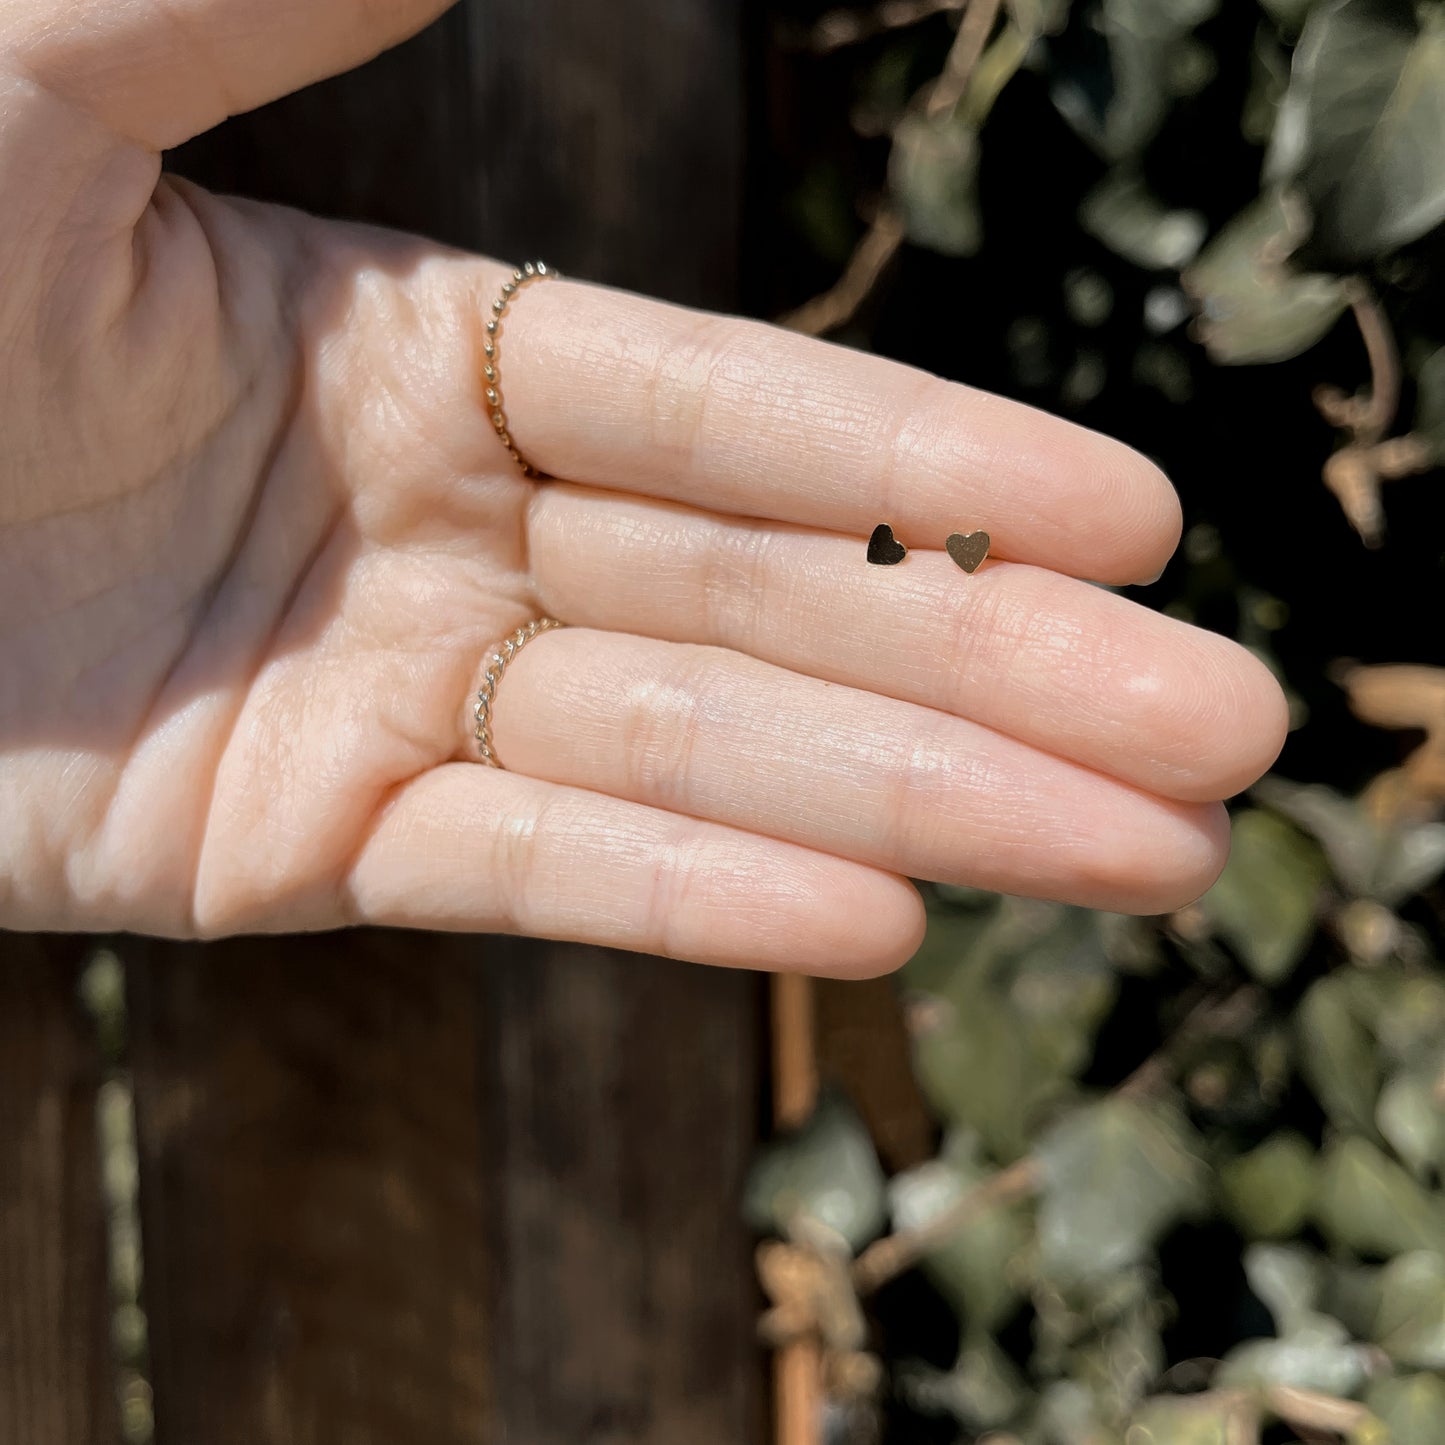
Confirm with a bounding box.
[781,0,1010,336]
[770,973,822,1445]
[927,0,1003,119]
[850,1155,1038,1295]
[778,209,908,336]
[780,0,969,54]
[1117,985,1262,1100]
[1346,285,1401,445]
[1313,283,1431,547]
[1264,1384,1374,1437]
[848,983,1252,1299]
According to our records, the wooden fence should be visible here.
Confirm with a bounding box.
[0,3,771,1440]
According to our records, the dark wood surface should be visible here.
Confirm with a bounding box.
[478,944,765,1445]
[467,0,744,305]
[126,934,490,1445]
[0,935,116,1445]
[144,3,766,1443]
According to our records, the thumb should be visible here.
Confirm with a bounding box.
[2,0,457,152]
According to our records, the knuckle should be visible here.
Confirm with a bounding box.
[640,822,706,961]
[695,522,773,649]
[645,312,756,470]
[620,644,728,809]
[878,369,954,520]
[484,789,546,936]
[877,716,957,868]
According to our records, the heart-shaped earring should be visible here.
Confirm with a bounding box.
[946,531,991,574]
[867,523,908,566]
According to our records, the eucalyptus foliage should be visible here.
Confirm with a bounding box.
[750,1,1445,1440]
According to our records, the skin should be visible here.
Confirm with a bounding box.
[0,0,1290,977]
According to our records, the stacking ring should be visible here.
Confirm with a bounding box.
[483,260,559,478]
[473,617,570,768]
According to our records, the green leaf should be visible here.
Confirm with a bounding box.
[1267,0,1445,262]
[901,901,996,994]
[1009,910,1119,1085]
[1261,0,1324,33]
[1244,21,1293,146]
[911,983,1036,1160]
[1007,0,1072,40]
[1365,1374,1445,1445]
[1034,1378,1119,1445]
[742,1091,887,1252]
[1069,1286,1166,1430]
[1036,1098,1206,1285]
[1200,809,1328,983]
[888,1134,1029,1331]
[1377,1063,1445,1178]
[1316,1136,1445,1258]
[1216,1314,1371,1396]
[908,901,1114,1159]
[1323,1260,1387,1338]
[1183,189,1349,364]
[1251,776,1445,904]
[1370,972,1445,1068]
[1244,1243,1327,1334]
[889,111,982,258]
[1080,170,1207,270]
[898,1335,1029,1431]
[1372,1250,1445,1368]
[1222,1134,1319,1240]
[1297,972,1382,1135]
[1050,0,1220,162]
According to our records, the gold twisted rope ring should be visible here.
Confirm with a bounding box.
[471,261,568,768]
[473,616,569,768]
[483,259,558,479]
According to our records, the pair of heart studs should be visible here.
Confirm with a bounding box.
[867,523,991,573]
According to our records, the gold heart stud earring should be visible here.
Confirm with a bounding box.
[867,523,908,565]
[946,531,990,574]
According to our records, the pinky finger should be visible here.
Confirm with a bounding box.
[345,764,928,978]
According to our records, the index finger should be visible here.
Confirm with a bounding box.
[497,277,1181,585]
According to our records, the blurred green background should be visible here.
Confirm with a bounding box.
[746,1,1445,1441]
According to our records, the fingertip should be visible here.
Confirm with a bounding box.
[1141,799,1232,915]
[1207,644,1292,799]
[970,390,1184,584]
[1076,796,1230,917]
[804,867,928,980]
[1097,443,1184,587]
[1123,629,1293,804]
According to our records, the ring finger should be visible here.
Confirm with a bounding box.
[470,625,1229,916]
[525,482,1289,804]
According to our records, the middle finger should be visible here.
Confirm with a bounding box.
[526,482,1289,804]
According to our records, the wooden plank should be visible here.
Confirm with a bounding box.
[477,944,766,1445]
[127,932,489,1445]
[0,934,116,1445]
[169,9,476,245]
[153,2,764,1441]
[467,0,744,305]
[467,3,764,1440]
[816,977,935,1174]
[138,28,494,1443]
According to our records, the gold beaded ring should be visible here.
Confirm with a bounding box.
[473,616,569,768]
[483,260,558,478]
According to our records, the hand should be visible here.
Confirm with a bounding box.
[0,0,1288,975]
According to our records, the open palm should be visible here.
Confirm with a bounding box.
[0,0,1289,975]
